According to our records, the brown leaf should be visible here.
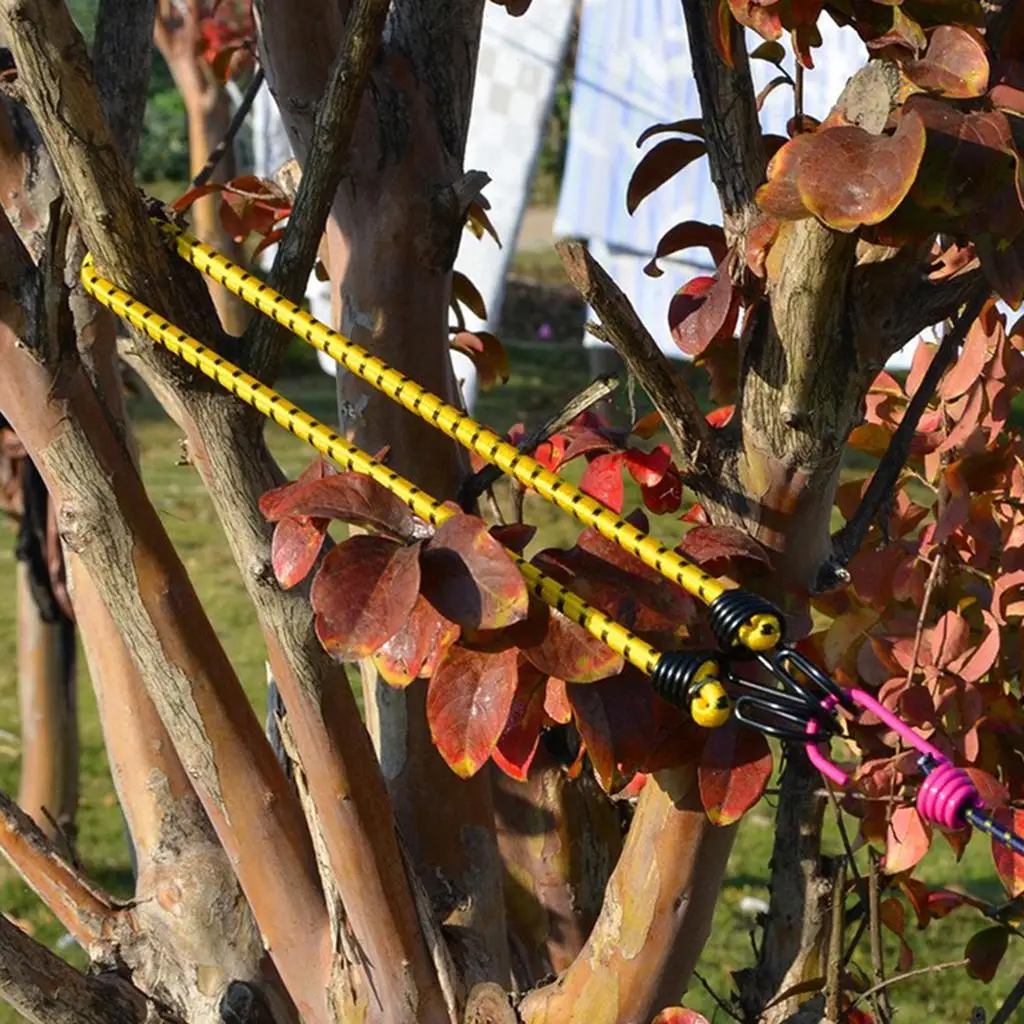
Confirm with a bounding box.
[797,113,927,230]
[312,537,421,660]
[677,525,772,574]
[451,271,488,320]
[627,139,707,215]
[544,677,572,724]
[905,25,989,99]
[427,645,519,777]
[260,472,426,542]
[636,118,705,148]
[965,926,1009,982]
[421,516,529,630]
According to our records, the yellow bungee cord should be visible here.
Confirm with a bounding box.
[132,221,784,657]
[80,250,730,729]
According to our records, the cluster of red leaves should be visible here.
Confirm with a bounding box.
[174,174,292,247]
[197,0,256,82]
[628,16,1024,420]
[259,408,776,827]
[795,303,1024,985]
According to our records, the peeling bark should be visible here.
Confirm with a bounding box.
[15,561,76,845]
[518,767,737,1024]
[493,751,622,984]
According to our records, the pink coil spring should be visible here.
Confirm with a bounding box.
[916,760,981,831]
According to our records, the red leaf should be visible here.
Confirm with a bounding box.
[884,806,932,875]
[311,537,421,660]
[625,444,672,487]
[427,645,519,778]
[650,1010,711,1024]
[941,314,992,400]
[492,665,548,781]
[561,429,619,464]
[270,515,328,588]
[522,605,624,683]
[698,722,773,825]
[677,525,771,573]
[627,139,707,215]
[260,472,425,542]
[965,926,1009,983]
[644,221,727,278]
[450,330,510,388]
[489,522,537,555]
[964,768,1009,810]
[948,611,1000,682]
[569,674,657,792]
[992,808,1024,895]
[544,677,572,724]
[642,466,683,516]
[421,516,529,630]
[173,182,225,211]
[705,405,735,428]
[669,263,739,357]
[372,596,457,687]
[579,452,626,513]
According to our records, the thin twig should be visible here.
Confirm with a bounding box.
[848,959,969,1010]
[692,969,741,1022]
[457,373,619,512]
[991,972,1024,1024]
[907,551,944,685]
[247,0,391,379]
[793,62,804,129]
[825,857,847,1021]
[556,240,715,477]
[830,290,989,567]
[868,851,893,1023]
[191,66,264,190]
[826,781,862,884]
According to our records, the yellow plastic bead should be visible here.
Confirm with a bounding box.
[737,612,782,652]
[690,680,731,729]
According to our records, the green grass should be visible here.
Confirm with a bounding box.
[1,348,1022,1023]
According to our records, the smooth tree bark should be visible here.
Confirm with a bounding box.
[154,0,250,334]
[259,0,512,988]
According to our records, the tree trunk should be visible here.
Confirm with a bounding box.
[15,562,76,846]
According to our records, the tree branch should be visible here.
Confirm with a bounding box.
[0,789,117,951]
[92,0,155,165]
[992,972,1024,1024]
[830,288,990,568]
[518,766,738,1024]
[678,0,765,247]
[0,0,218,341]
[192,66,265,189]
[0,914,171,1024]
[848,959,970,1010]
[556,240,716,477]
[247,0,391,380]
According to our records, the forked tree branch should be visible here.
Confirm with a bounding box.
[247,0,391,380]
[556,239,716,478]
[0,790,118,952]
[830,288,990,568]
[0,914,171,1024]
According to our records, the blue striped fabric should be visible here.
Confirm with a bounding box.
[553,0,942,368]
